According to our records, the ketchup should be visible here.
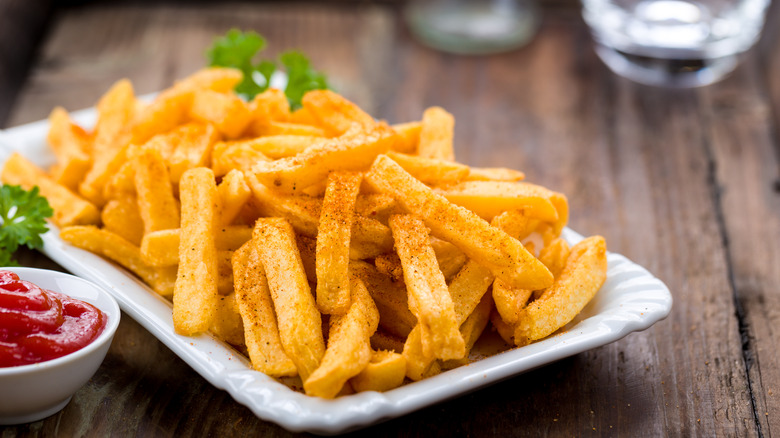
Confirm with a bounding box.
[0,270,107,367]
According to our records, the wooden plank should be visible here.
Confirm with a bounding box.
[3,2,767,436]
[701,52,780,436]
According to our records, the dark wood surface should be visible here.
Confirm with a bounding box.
[2,1,779,436]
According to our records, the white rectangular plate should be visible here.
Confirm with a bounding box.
[0,109,672,435]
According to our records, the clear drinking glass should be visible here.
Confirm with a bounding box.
[405,0,541,55]
[582,0,770,87]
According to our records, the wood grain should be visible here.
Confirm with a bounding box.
[2,1,778,436]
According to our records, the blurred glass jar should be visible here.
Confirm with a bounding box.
[405,0,541,55]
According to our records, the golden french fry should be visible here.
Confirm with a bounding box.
[232,135,322,159]
[254,121,328,138]
[316,171,362,315]
[355,193,398,223]
[167,123,219,184]
[429,237,468,281]
[173,168,220,335]
[218,170,252,226]
[134,146,180,234]
[253,217,325,382]
[370,330,406,354]
[442,292,493,370]
[390,121,421,154]
[417,106,454,161]
[79,143,131,208]
[2,152,100,227]
[101,197,144,246]
[351,261,416,339]
[465,167,525,182]
[301,89,376,136]
[435,181,559,222]
[140,225,252,267]
[245,88,291,135]
[304,277,379,398]
[211,292,245,347]
[491,209,539,241]
[386,151,469,186]
[217,250,234,295]
[59,226,174,296]
[232,243,297,377]
[252,124,397,194]
[366,155,553,291]
[47,107,92,190]
[515,236,607,343]
[189,89,251,139]
[390,214,464,361]
[490,308,515,345]
[538,238,571,279]
[350,350,406,393]
[212,140,271,176]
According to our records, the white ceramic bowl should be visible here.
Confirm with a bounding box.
[0,267,121,425]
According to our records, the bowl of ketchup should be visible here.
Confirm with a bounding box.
[0,267,120,425]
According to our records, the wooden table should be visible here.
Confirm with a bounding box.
[2,1,779,436]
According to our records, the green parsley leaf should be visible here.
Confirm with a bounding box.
[206,29,268,100]
[206,29,329,108]
[0,184,53,266]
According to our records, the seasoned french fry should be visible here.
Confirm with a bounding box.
[390,121,421,154]
[140,225,252,267]
[302,89,376,136]
[538,238,571,279]
[47,107,92,190]
[442,292,493,369]
[245,88,291,135]
[252,124,397,194]
[173,168,220,335]
[211,292,245,347]
[417,106,454,161]
[465,167,525,182]
[515,236,607,343]
[355,193,398,223]
[254,121,328,138]
[212,140,271,176]
[253,218,325,382]
[232,135,322,159]
[59,226,175,296]
[167,123,219,184]
[386,151,469,186]
[390,214,464,361]
[370,330,406,354]
[134,146,180,234]
[351,261,416,339]
[218,170,252,226]
[101,196,144,246]
[232,243,297,377]
[366,155,553,291]
[217,250,234,295]
[316,171,362,315]
[350,350,406,393]
[189,89,251,139]
[435,181,559,222]
[304,277,379,398]
[2,152,100,227]
[491,209,539,241]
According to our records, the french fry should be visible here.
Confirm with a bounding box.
[231,135,322,159]
[167,123,220,184]
[212,140,271,176]
[189,89,251,139]
[417,106,454,161]
[304,277,379,398]
[1,152,100,227]
[59,226,175,296]
[538,238,571,279]
[217,250,234,295]
[254,121,328,138]
[172,168,220,335]
[366,154,553,291]
[79,143,131,208]
[101,196,144,246]
[390,121,421,154]
[217,170,252,226]
[134,146,180,234]
[390,214,464,361]
[301,89,376,136]
[386,151,469,186]
[46,107,92,190]
[351,260,416,339]
[355,193,398,223]
[252,124,397,194]
[442,292,493,369]
[370,330,406,354]
[316,171,362,315]
[211,292,245,347]
[465,167,525,182]
[435,181,559,222]
[350,350,406,393]
[515,236,607,343]
[140,225,252,267]
[253,218,325,382]
[232,243,297,377]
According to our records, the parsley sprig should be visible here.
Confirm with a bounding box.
[206,29,330,109]
[0,184,53,266]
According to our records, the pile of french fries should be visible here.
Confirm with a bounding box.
[1,68,608,398]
